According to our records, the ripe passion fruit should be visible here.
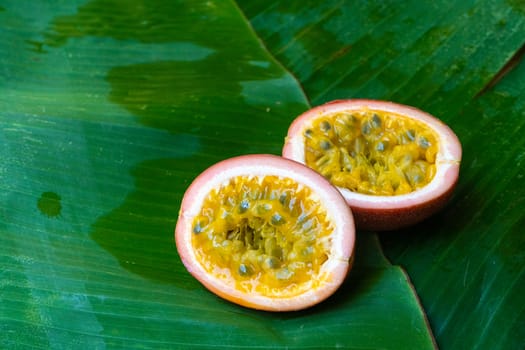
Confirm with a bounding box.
[175,154,355,311]
[283,99,462,231]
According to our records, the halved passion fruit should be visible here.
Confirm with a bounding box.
[283,99,462,231]
[175,154,355,311]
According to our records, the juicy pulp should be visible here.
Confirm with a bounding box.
[191,175,334,296]
[303,109,439,195]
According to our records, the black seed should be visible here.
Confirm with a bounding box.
[302,246,314,256]
[419,136,430,149]
[271,213,285,225]
[346,114,356,124]
[302,219,313,230]
[371,113,382,128]
[320,140,332,150]
[239,199,250,213]
[193,222,203,234]
[238,264,252,276]
[279,193,287,205]
[406,129,416,141]
[361,122,371,135]
[321,120,331,131]
[354,136,366,153]
[276,267,293,280]
[257,203,272,214]
[266,257,280,269]
[304,129,313,137]
[376,141,386,152]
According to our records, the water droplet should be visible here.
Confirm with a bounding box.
[37,192,62,218]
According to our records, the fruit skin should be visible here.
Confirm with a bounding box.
[175,154,355,311]
[283,99,462,231]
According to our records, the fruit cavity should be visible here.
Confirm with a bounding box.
[304,109,438,196]
[283,99,462,231]
[192,175,332,296]
[175,154,354,311]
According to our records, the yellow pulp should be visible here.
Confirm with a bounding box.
[192,175,333,296]
[304,110,438,195]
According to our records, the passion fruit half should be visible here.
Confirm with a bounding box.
[283,99,462,231]
[175,154,355,311]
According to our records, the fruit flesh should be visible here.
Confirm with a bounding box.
[304,109,439,196]
[191,175,333,297]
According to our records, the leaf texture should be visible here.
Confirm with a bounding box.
[1,1,436,349]
[238,0,525,349]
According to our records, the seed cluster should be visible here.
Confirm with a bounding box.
[192,176,333,295]
[304,110,438,195]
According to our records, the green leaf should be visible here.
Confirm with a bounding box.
[381,61,525,350]
[1,1,435,349]
[240,1,525,349]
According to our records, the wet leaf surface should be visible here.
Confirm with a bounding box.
[2,0,524,349]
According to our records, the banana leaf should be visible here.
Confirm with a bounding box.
[1,0,524,349]
[239,1,525,349]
